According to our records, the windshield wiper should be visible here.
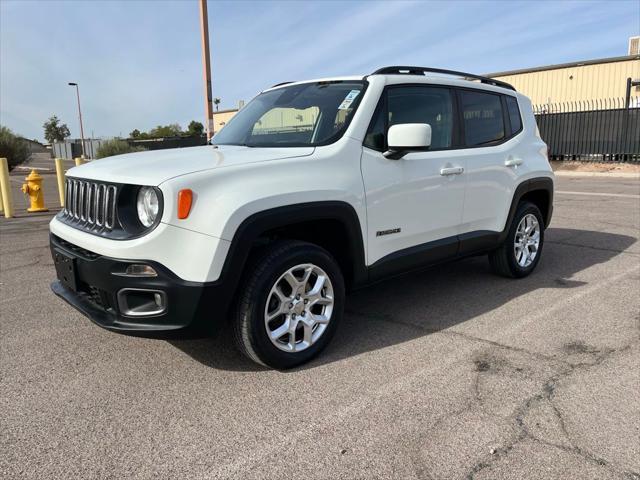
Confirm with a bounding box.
[212,142,255,147]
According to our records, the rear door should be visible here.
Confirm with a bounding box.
[456,89,520,239]
[361,85,467,272]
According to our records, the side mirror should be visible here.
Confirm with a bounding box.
[384,123,432,159]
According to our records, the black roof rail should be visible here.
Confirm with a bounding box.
[271,81,295,88]
[371,66,516,91]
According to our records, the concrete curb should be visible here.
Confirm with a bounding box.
[553,170,640,179]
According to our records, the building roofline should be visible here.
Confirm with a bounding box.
[486,54,640,78]
[213,108,239,114]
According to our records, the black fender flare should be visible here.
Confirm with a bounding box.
[499,177,554,243]
[214,201,367,314]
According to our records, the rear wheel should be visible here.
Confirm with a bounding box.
[489,201,544,278]
[232,240,344,369]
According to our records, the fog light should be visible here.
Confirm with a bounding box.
[113,264,157,277]
[154,293,163,306]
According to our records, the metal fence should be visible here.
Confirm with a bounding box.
[533,98,640,162]
[52,140,83,160]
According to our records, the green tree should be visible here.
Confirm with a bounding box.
[0,126,30,170]
[129,129,141,139]
[213,98,221,111]
[187,120,204,137]
[43,116,71,143]
[96,139,147,159]
[148,123,182,138]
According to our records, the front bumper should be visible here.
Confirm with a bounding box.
[49,234,231,334]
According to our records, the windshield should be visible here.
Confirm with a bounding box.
[212,80,366,147]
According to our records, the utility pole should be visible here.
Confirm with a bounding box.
[199,0,214,140]
[68,82,86,158]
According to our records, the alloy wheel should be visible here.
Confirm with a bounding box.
[264,263,334,353]
[514,213,540,268]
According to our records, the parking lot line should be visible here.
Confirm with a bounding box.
[556,190,640,199]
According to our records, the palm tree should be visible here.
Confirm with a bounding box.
[213,98,221,111]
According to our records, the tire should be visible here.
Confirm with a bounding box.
[489,201,545,278]
[232,240,345,369]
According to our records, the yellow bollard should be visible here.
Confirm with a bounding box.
[74,156,86,166]
[21,169,49,213]
[0,158,14,218]
[54,158,66,207]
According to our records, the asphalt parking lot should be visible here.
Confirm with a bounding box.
[1,174,639,480]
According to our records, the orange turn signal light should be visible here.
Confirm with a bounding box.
[177,189,193,219]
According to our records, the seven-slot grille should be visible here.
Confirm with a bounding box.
[63,178,118,231]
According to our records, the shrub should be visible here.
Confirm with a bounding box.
[148,123,182,138]
[0,126,30,170]
[96,139,147,159]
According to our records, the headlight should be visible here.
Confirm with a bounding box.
[136,187,159,227]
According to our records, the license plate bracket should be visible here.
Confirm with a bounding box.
[53,249,78,292]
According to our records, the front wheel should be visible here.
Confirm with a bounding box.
[489,201,545,278]
[232,240,345,369]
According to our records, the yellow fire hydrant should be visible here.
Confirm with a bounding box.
[21,169,49,213]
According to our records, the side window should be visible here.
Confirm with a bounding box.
[388,87,453,149]
[505,96,522,134]
[460,90,505,146]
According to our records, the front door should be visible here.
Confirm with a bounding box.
[361,85,467,276]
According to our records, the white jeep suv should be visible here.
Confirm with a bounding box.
[50,66,553,369]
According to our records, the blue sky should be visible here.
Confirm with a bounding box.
[1,0,638,141]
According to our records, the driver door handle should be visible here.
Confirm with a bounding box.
[440,166,464,176]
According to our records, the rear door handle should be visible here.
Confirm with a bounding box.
[440,166,464,176]
[505,158,523,167]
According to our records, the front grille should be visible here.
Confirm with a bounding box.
[63,178,118,232]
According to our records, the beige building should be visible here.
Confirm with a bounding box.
[488,55,639,109]
[212,108,238,134]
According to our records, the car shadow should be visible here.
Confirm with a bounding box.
[168,228,637,372]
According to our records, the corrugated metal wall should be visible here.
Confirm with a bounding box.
[493,58,640,110]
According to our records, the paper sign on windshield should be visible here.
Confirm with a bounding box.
[338,90,361,110]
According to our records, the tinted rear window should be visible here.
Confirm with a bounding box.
[505,96,522,134]
[460,91,505,146]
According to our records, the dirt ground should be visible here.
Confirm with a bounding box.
[551,160,640,173]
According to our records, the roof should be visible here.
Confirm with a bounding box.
[213,108,239,114]
[486,55,640,78]
[370,66,515,91]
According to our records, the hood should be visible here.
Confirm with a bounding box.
[67,145,315,185]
